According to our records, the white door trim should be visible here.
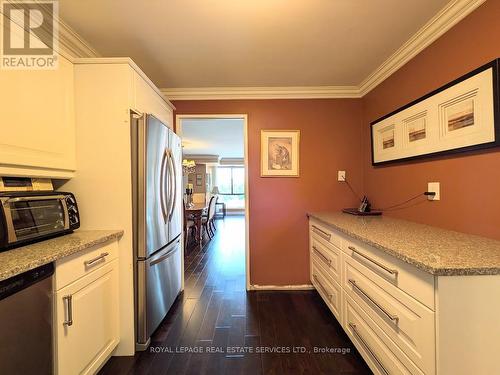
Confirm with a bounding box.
[176,114,251,291]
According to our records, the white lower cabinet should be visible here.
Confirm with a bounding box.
[344,295,424,375]
[54,241,119,375]
[311,258,342,321]
[343,255,435,374]
[309,218,500,375]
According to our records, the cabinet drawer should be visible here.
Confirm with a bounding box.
[55,240,119,290]
[311,259,342,322]
[55,259,119,375]
[344,256,435,375]
[344,294,424,375]
[310,235,341,284]
[343,237,435,309]
[309,220,343,249]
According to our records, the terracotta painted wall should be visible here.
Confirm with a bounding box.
[174,100,364,285]
[362,0,500,240]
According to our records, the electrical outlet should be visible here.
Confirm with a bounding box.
[427,182,440,201]
[338,171,346,182]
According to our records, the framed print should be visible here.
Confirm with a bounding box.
[371,59,500,165]
[261,130,300,177]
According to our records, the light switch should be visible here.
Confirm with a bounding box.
[427,182,440,201]
[338,171,346,182]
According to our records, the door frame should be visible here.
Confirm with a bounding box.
[176,114,250,291]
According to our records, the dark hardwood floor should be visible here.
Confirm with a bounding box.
[99,216,371,375]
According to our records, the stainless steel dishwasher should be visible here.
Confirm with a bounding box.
[0,263,54,375]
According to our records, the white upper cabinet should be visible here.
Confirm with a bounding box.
[0,55,172,179]
[0,55,76,178]
[134,70,173,127]
[73,58,173,129]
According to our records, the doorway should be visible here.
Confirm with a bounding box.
[176,114,250,290]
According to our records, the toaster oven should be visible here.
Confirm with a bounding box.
[0,191,80,251]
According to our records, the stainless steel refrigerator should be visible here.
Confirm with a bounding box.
[131,113,183,350]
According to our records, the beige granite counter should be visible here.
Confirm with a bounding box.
[308,212,500,276]
[0,230,124,282]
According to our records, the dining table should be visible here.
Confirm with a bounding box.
[185,202,208,244]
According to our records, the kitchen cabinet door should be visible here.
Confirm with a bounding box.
[55,260,119,375]
[0,54,76,178]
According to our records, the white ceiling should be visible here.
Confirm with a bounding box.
[180,118,244,158]
[60,0,450,89]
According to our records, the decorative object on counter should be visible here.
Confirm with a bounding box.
[261,130,300,177]
[371,58,500,165]
[182,159,196,174]
[342,196,382,216]
[340,178,382,216]
[211,185,220,195]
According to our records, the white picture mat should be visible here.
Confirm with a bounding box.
[372,68,495,164]
[261,130,300,176]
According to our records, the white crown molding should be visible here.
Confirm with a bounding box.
[1,0,100,60]
[162,0,486,101]
[13,0,484,100]
[183,154,220,164]
[161,86,361,101]
[358,0,487,96]
[58,19,100,59]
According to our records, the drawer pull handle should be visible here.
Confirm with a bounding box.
[348,246,398,276]
[311,225,331,241]
[313,274,333,300]
[312,246,332,266]
[63,295,73,327]
[348,279,399,323]
[348,322,390,375]
[84,252,109,267]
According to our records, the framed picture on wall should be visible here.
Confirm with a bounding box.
[196,174,202,186]
[261,130,300,177]
[371,59,500,165]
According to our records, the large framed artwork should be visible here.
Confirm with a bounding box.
[371,59,500,165]
[261,130,300,177]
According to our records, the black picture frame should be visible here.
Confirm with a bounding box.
[370,58,500,166]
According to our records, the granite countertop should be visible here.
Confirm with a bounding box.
[308,212,500,276]
[0,230,124,282]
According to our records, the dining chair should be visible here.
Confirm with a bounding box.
[202,195,217,239]
[209,196,219,234]
[183,202,197,248]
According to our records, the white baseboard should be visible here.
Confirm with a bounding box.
[248,284,315,291]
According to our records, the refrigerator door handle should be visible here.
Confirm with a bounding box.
[159,148,168,223]
[167,149,178,222]
[165,149,173,222]
[149,238,181,266]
